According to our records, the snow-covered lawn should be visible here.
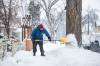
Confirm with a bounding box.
[0,42,100,66]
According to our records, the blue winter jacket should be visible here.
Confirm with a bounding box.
[31,27,51,42]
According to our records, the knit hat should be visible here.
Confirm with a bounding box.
[38,24,44,29]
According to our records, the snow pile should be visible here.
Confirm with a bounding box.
[82,33,100,46]
[67,34,78,47]
[82,34,90,45]
[0,43,100,66]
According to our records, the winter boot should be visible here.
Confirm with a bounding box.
[41,53,45,56]
[33,52,36,56]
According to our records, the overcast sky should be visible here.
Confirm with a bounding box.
[82,0,100,21]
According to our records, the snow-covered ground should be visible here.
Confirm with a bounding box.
[0,42,100,66]
[82,33,100,46]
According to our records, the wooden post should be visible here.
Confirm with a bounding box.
[22,25,23,41]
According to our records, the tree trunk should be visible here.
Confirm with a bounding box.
[66,0,82,45]
[1,0,12,38]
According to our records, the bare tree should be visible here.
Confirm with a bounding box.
[82,8,98,34]
[66,0,82,45]
[0,0,20,38]
[39,0,65,39]
[28,0,40,27]
[0,0,12,38]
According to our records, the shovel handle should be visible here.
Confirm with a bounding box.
[35,40,60,41]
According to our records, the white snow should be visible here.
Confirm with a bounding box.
[67,34,78,47]
[0,42,100,66]
[82,33,100,46]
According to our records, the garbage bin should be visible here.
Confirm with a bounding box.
[24,39,32,51]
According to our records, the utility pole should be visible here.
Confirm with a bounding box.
[87,14,89,35]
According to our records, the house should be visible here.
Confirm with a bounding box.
[95,26,100,33]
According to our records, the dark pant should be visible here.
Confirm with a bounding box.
[32,41,44,54]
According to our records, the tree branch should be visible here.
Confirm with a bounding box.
[48,0,59,10]
[1,0,7,25]
[42,0,47,10]
[38,1,45,11]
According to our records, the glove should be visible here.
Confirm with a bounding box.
[48,37,51,41]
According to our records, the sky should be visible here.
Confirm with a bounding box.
[82,0,100,10]
[82,0,100,25]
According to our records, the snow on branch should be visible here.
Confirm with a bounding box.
[48,0,59,10]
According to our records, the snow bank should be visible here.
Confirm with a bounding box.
[67,34,78,47]
[82,34,91,45]
[82,33,100,46]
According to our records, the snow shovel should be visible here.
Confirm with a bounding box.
[35,36,69,44]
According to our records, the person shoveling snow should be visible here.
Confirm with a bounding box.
[31,24,51,56]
